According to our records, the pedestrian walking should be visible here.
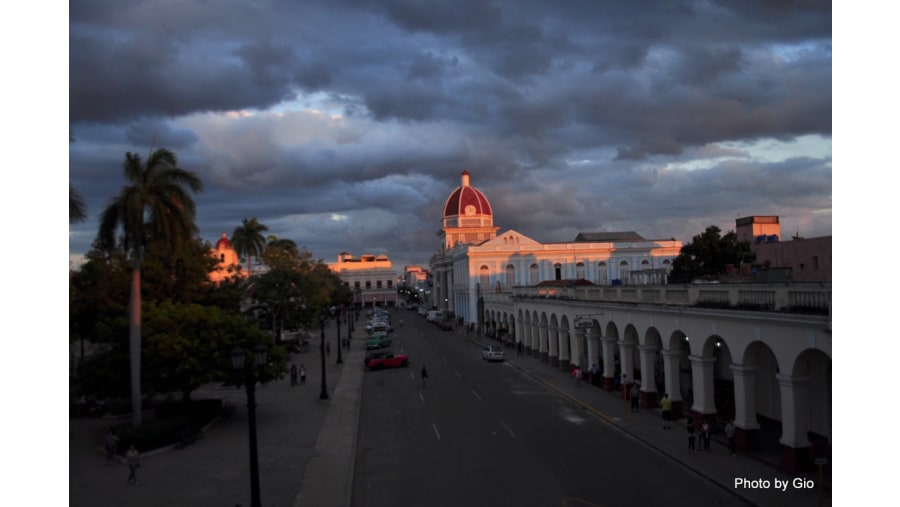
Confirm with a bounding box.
[104,429,119,466]
[326,342,331,356]
[660,393,672,429]
[687,419,696,452]
[300,364,306,384]
[126,444,140,485]
[421,365,429,388]
[517,342,523,356]
[724,420,736,456]
[701,420,711,452]
[630,383,640,412]
[290,364,298,386]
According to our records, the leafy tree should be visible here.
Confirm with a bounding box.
[142,300,285,399]
[670,225,755,283]
[231,217,268,277]
[70,186,87,223]
[98,148,203,426]
[262,235,301,271]
[140,235,219,305]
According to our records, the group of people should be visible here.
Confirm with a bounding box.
[657,394,737,456]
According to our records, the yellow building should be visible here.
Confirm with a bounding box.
[208,232,245,283]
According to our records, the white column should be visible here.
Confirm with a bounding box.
[619,341,635,384]
[639,345,657,393]
[777,374,811,448]
[731,364,760,430]
[662,350,682,402]
[689,355,717,415]
[601,337,617,380]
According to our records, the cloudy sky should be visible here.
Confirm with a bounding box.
[68,0,833,270]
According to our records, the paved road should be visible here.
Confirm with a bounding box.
[353,316,750,507]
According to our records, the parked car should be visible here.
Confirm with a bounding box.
[366,335,392,350]
[482,346,505,362]
[366,353,409,370]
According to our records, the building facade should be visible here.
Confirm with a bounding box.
[736,216,832,283]
[329,252,399,307]
[429,171,682,326]
[208,232,245,283]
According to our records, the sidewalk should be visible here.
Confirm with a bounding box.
[468,334,831,507]
[69,321,364,507]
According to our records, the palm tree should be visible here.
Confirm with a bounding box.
[98,148,203,426]
[231,217,268,277]
[70,185,87,223]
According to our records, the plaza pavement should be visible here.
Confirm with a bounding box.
[70,315,831,507]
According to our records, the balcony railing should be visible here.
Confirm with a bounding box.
[492,282,831,314]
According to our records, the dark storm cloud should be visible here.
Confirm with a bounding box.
[69,0,832,268]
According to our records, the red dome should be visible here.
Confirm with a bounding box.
[216,232,232,249]
[443,171,492,218]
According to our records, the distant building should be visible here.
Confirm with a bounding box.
[403,265,429,286]
[735,216,831,283]
[329,252,399,307]
[208,232,245,283]
[430,171,682,325]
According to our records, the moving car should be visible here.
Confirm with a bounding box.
[482,346,505,362]
[366,353,409,370]
[364,349,392,367]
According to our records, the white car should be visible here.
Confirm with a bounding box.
[482,346,505,362]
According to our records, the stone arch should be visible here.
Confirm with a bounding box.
[548,313,560,365]
[559,314,572,369]
[789,348,832,444]
[619,324,640,388]
[641,327,664,406]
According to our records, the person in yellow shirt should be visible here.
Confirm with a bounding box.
[660,393,672,429]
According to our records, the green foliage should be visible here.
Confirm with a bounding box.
[142,300,282,398]
[670,225,756,283]
[140,236,219,304]
[70,185,87,223]
[231,217,269,276]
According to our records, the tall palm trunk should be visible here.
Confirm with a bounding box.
[247,255,253,277]
[129,250,143,426]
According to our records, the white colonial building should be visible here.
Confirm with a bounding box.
[427,170,831,474]
[430,171,682,327]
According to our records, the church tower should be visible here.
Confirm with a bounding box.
[439,171,499,252]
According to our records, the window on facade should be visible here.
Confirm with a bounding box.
[662,260,671,272]
[459,234,465,243]
[387,280,393,288]
[220,254,225,262]
[597,262,608,285]
[554,263,562,280]
[641,259,650,269]
[354,281,360,288]
[619,260,629,283]
[813,256,819,270]
[365,281,371,289]
[479,265,490,288]
[377,280,382,288]
[505,264,515,288]
[576,262,585,280]
[530,263,540,284]
[478,234,483,241]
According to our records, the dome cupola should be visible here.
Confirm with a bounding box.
[443,171,493,224]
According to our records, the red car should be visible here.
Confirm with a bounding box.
[366,353,409,370]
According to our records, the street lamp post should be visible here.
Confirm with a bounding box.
[231,344,268,507]
[335,307,343,364]
[319,314,329,400]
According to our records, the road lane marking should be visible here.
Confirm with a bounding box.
[419,392,425,403]
[432,423,441,440]
[455,371,461,378]
[501,421,516,438]
[471,390,482,401]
